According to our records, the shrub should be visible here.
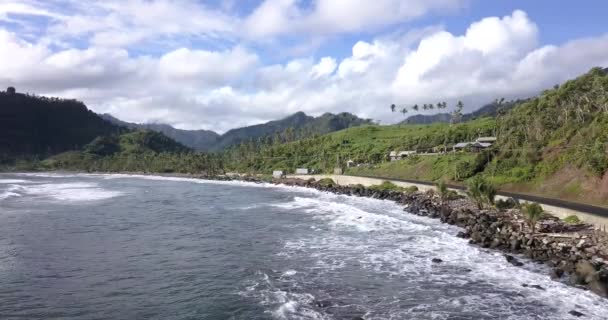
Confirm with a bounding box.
[404,185,419,193]
[370,181,401,192]
[521,202,544,233]
[495,198,519,211]
[563,215,582,224]
[317,178,335,187]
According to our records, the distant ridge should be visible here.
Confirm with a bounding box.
[103,111,373,152]
[101,114,219,152]
[210,111,373,151]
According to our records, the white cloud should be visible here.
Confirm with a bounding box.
[244,0,466,38]
[158,47,258,85]
[0,7,607,133]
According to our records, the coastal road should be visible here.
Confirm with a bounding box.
[288,174,608,229]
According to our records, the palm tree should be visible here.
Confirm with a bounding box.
[412,104,419,111]
[401,107,408,117]
[423,104,429,110]
[483,182,497,206]
[465,176,496,209]
[466,176,485,209]
[437,180,450,208]
[390,104,396,112]
[521,202,543,234]
[451,101,464,124]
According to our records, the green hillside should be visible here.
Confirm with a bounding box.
[0,88,124,161]
[225,68,608,206]
[223,117,496,174]
[37,130,213,174]
[210,111,373,151]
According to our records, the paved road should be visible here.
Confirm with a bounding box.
[346,174,608,218]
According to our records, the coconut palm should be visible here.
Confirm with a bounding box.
[465,176,496,209]
[437,180,449,208]
[466,176,485,209]
[521,202,544,234]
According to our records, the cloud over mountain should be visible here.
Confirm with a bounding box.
[0,1,607,132]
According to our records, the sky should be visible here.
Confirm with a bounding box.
[0,0,607,133]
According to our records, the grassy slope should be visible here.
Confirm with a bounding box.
[226,118,496,173]
[235,68,608,207]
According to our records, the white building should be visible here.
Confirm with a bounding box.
[389,150,417,161]
[295,168,309,175]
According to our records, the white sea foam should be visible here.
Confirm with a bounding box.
[0,191,21,200]
[0,179,29,184]
[240,271,329,320]
[22,182,123,201]
[270,191,608,319]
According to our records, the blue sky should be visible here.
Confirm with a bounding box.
[0,0,606,132]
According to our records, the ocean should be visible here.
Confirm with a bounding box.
[0,173,606,319]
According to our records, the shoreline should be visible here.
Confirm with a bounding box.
[4,171,608,305]
[229,175,608,304]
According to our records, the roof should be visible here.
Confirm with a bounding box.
[471,142,492,148]
[397,151,416,156]
[476,137,497,143]
[389,151,397,156]
[453,142,470,148]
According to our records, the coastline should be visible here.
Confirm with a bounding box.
[226,174,608,304]
[4,171,608,304]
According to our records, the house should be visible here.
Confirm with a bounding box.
[469,142,493,152]
[346,160,355,168]
[389,150,416,161]
[272,170,285,179]
[475,137,497,144]
[452,142,470,151]
[295,168,309,175]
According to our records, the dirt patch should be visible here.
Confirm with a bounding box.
[504,166,608,207]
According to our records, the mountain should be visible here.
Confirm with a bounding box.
[211,111,373,151]
[101,114,219,151]
[103,111,373,152]
[0,88,124,161]
[400,100,523,125]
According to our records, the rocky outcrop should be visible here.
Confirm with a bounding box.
[221,175,608,300]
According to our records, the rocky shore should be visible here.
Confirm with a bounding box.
[218,175,608,305]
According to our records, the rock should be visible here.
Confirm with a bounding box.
[550,268,564,280]
[505,255,524,267]
[432,258,443,263]
[456,231,469,238]
[568,310,585,317]
[587,279,608,298]
[530,284,545,291]
[510,239,521,251]
[576,260,597,281]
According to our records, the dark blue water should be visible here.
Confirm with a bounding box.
[0,173,606,320]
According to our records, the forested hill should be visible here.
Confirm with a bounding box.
[102,111,372,152]
[401,100,522,125]
[101,114,220,152]
[0,88,124,160]
[211,111,373,151]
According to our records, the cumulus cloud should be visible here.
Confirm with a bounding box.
[0,6,607,133]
